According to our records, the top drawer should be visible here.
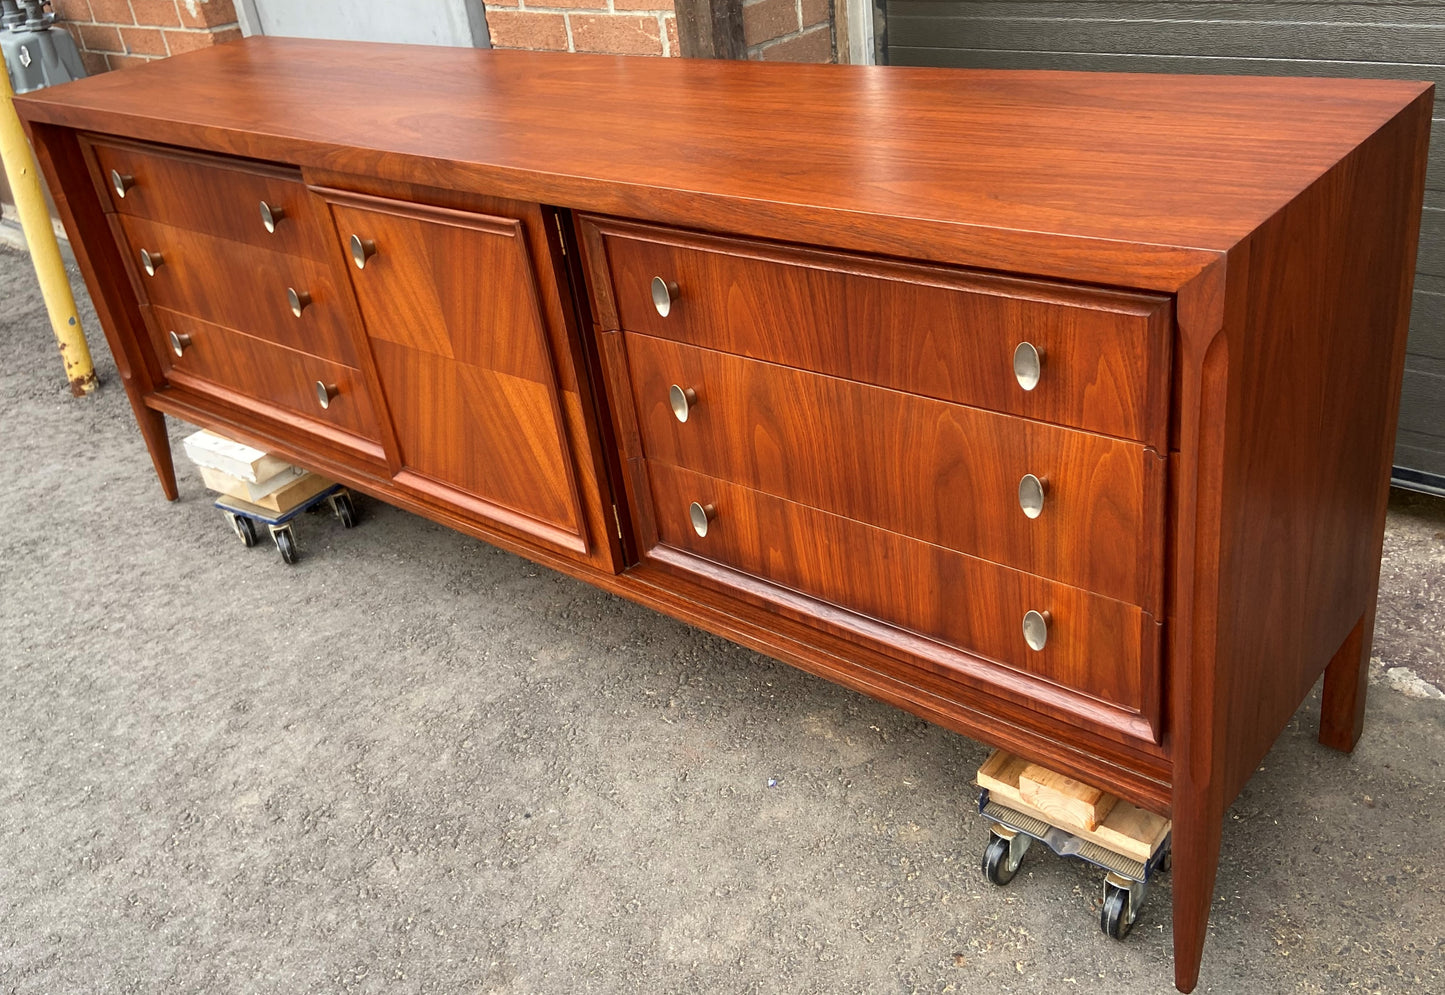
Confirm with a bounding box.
[84,137,330,262]
[582,217,1173,446]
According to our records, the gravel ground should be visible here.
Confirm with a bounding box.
[1,243,1442,994]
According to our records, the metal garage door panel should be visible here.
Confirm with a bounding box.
[885,0,1445,489]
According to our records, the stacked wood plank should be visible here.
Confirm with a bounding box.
[182,430,331,514]
[978,750,1171,862]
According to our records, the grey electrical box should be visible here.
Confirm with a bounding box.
[2,0,86,95]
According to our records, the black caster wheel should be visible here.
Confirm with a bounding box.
[230,512,258,547]
[982,831,1022,886]
[274,527,299,565]
[1101,883,1134,940]
[332,491,357,529]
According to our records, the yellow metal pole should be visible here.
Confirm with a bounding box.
[0,48,96,396]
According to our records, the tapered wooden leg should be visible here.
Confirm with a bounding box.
[1170,806,1224,994]
[1319,608,1372,752]
[126,383,177,501]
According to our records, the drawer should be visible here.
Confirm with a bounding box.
[584,217,1173,446]
[145,307,380,444]
[115,214,358,366]
[623,333,1165,610]
[86,137,330,261]
[641,461,1159,740]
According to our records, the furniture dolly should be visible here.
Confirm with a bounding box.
[215,484,357,565]
[976,749,1173,940]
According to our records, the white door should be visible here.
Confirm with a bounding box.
[235,0,489,47]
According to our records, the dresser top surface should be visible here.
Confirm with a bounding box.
[18,37,1430,283]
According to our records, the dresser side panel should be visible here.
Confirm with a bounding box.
[1211,90,1434,804]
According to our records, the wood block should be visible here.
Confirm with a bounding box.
[977,749,1032,804]
[198,464,306,503]
[252,472,332,514]
[976,750,1171,862]
[1019,763,1118,832]
[181,429,295,484]
[205,467,332,515]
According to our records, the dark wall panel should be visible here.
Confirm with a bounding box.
[886,0,1444,484]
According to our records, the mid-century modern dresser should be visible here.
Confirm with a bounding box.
[15,38,1432,991]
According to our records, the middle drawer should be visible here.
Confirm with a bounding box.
[114,213,358,367]
[623,332,1165,610]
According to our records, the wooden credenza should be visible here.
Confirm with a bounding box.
[15,39,1432,992]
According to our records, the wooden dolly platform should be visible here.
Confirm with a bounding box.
[977,750,1173,939]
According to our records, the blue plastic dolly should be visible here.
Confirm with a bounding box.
[214,484,357,564]
[978,787,1172,940]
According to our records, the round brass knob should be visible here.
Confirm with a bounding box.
[168,331,191,357]
[110,169,134,199]
[139,249,163,276]
[1013,341,1042,391]
[259,200,285,233]
[688,501,716,538]
[350,234,376,269]
[651,276,679,318]
[1022,610,1051,652]
[287,287,311,317]
[669,384,697,423]
[316,380,339,409]
[1018,473,1047,519]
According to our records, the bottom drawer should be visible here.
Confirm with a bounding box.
[640,459,1159,741]
[145,306,380,444]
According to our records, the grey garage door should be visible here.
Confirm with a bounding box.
[886,1,1445,492]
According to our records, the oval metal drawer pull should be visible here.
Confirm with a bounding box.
[287,287,311,317]
[259,200,285,233]
[350,234,376,269]
[111,169,134,199]
[168,331,191,356]
[1022,609,1051,652]
[1018,473,1047,519]
[1013,341,1042,391]
[669,384,697,422]
[689,501,715,537]
[651,276,678,317]
[316,380,339,409]
[139,249,163,276]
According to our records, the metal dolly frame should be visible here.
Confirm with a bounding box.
[978,788,1173,940]
[214,484,357,564]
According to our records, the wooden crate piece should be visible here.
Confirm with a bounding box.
[201,465,333,514]
[1019,764,1118,831]
[978,749,1170,862]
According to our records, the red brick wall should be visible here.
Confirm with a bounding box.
[742,0,833,61]
[483,1,680,57]
[50,0,831,69]
[484,0,834,62]
[53,0,241,73]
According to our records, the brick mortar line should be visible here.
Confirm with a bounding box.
[752,19,828,52]
[521,6,673,14]
[67,20,240,30]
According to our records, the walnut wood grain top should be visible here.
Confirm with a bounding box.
[17,36,1431,289]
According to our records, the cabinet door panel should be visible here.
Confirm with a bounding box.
[326,194,585,547]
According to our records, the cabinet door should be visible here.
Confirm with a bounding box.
[325,193,586,552]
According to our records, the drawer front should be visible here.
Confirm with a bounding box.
[642,461,1158,738]
[87,137,330,261]
[116,214,358,366]
[624,333,1164,609]
[146,307,380,443]
[586,218,1172,446]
